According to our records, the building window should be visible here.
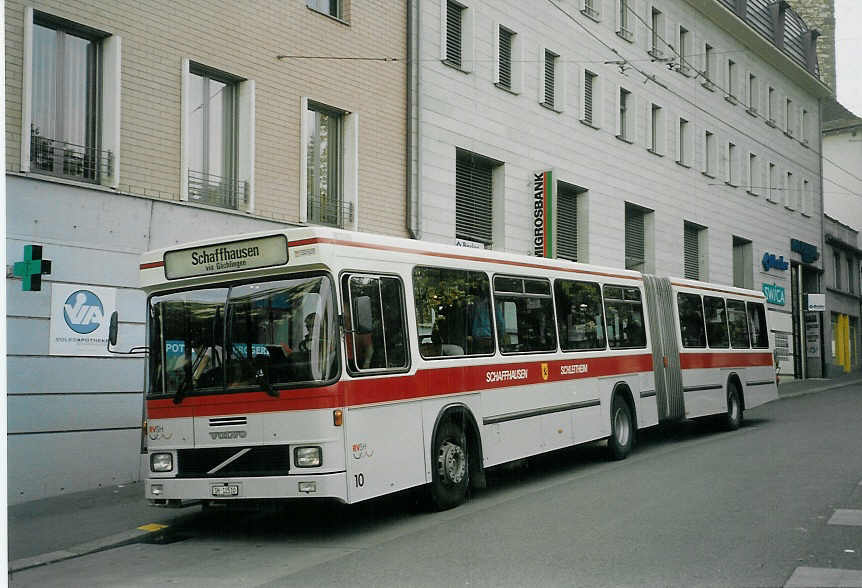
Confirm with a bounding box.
[800,108,808,143]
[834,252,842,290]
[28,12,114,184]
[768,163,777,202]
[802,179,811,214]
[650,7,664,58]
[748,152,758,195]
[556,182,586,262]
[618,88,632,140]
[445,1,464,68]
[849,257,856,294]
[683,221,705,280]
[726,59,737,100]
[649,103,664,155]
[677,118,689,165]
[306,102,347,226]
[748,73,758,112]
[767,87,775,124]
[616,0,633,41]
[704,131,715,176]
[542,49,559,110]
[703,43,715,87]
[678,27,690,73]
[733,236,753,289]
[785,171,794,208]
[306,0,342,19]
[456,149,498,246]
[496,26,514,91]
[785,97,794,135]
[726,142,737,186]
[582,70,597,126]
[187,64,246,210]
[581,0,600,20]
[625,203,650,271]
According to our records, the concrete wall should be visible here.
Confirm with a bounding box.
[5,0,408,236]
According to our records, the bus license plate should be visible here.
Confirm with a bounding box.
[211,485,239,497]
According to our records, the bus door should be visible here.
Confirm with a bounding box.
[643,276,684,421]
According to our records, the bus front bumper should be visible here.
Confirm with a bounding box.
[146,472,348,503]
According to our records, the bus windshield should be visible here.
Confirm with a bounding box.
[148,274,338,399]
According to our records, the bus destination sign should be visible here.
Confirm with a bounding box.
[164,235,289,279]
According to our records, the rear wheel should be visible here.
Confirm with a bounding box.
[607,394,634,460]
[724,382,743,431]
[429,420,469,510]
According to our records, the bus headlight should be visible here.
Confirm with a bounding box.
[150,452,173,472]
[294,446,322,468]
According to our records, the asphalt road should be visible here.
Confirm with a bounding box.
[10,385,862,587]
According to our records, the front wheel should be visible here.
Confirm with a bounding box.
[607,394,634,461]
[724,383,743,431]
[429,420,469,510]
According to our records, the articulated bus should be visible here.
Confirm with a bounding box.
[132,227,778,510]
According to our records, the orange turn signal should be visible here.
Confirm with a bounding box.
[333,409,343,427]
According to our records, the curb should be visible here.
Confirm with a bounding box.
[778,379,862,399]
[8,524,170,574]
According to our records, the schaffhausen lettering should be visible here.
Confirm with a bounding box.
[191,246,261,266]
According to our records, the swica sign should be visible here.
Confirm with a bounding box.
[50,284,117,356]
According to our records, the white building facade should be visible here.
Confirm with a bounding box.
[408,0,831,379]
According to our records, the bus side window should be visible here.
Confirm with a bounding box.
[603,285,647,349]
[677,293,706,348]
[342,274,409,373]
[726,299,751,348]
[555,279,606,351]
[746,301,769,348]
[703,296,730,348]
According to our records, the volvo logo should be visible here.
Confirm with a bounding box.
[209,431,247,440]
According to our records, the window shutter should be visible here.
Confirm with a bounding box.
[446,1,462,67]
[584,71,594,124]
[557,186,578,261]
[455,154,493,245]
[625,205,645,270]
[498,27,512,89]
[684,223,700,280]
[544,50,555,108]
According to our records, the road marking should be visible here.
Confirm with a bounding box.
[137,523,168,532]
[785,567,862,587]
[829,509,862,527]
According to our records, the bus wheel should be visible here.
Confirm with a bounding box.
[724,383,743,431]
[430,420,469,510]
[608,394,633,461]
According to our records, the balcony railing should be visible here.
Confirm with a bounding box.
[188,170,247,210]
[30,131,113,183]
[307,195,354,229]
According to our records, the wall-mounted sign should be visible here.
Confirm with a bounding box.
[532,171,554,258]
[164,235,288,279]
[762,282,786,306]
[12,244,52,291]
[790,238,819,264]
[455,238,485,249]
[805,293,825,311]
[762,252,789,272]
[50,284,117,356]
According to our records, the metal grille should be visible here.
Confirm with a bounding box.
[683,222,700,280]
[556,184,580,261]
[446,1,462,67]
[456,152,493,245]
[188,169,247,210]
[498,27,513,89]
[177,445,292,478]
[30,132,113,183]
[584,71,595,124]
[544,50,556,108]
[625,204,645,271]
[308,194,354,228]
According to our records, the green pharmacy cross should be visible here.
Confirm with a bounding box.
[13,245,52,291]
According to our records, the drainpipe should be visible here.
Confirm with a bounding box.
[406,0,420,239]
[818,96,826,377]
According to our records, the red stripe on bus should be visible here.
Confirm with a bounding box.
[141,261,165,269]
[146,354,654,419]
[679,352,773,369]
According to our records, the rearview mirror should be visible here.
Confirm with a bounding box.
[109,311,119,346]
[354,296,374,334]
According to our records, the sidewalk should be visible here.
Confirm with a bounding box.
[7,373,862,574]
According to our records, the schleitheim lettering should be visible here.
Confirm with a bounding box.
[190,245,261,266]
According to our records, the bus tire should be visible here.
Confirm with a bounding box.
[724,382,743,431]
[430,420,469,510]
[608,394,633,461]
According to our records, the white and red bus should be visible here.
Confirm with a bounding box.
[130,227,777,510]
